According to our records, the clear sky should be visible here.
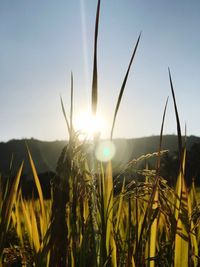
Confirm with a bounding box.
[1,0,200,141]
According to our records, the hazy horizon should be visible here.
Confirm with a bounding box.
[1,133,200,144]
[1,0,200,141]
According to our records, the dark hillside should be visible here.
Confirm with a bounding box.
[0,135,200,175]
[0,139,67,176]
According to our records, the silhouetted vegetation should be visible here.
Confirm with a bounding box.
[1,136,200,199]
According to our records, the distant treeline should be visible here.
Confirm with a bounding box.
[0,136,200,198]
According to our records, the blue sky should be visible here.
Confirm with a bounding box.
[0,0,200,141]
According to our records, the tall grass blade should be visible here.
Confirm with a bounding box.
[136,99,168,265]
[105,162,113,252]
[20,197,33,248]
[149,98,168,267]
[156,97,169,171]
[168,71,190,266]
[116,178,125,232]
[168,68,183,165]
[27,145,47,236]
[0,162,23,257]
[70,71,74,137]
[91,0,101,116]
[110,33,141,139]
[60,96,70,135]
[12,191,24,246]
[174,150,189,267]
[105,161,116,266]
[149,189,158,267]
[30,200,40,252]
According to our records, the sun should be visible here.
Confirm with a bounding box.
[74,111,105,138]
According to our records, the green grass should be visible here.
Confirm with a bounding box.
[1,1,200,266]
[1,144,200,266]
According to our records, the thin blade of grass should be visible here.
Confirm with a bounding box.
[60,96,70,135]
[149,98,168,267]
[20,197,33,248]
[116,178,125,232]
[137,99,168,264]
[110,33,141,140]
[168,68,183,167]
[149,189,159,267]
[174,149,189,267]
[0,162,23,257]
[168,72,190,266]
[91,0,101,116]
[173,140,191,266]
[156,97,169,171]
[3,162,23,232]
[26,145,47,236]
[70,71,74,137]
[105,161,117,266]
[105,161,113,253]
[30,200,40,252]
[14,191,24,246]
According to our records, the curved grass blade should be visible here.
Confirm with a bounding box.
[136,98,168,265]
[26,145,47,236]
[149,98,168,267]
[91,0,101,116]
[168,68,183,167]
[0,162,23,257]
[70,71,74,137]
[20,196,33,248]
[110,33,141,140]
[169,70,191,266]
[156,97,169,172]
[60,96,70,136]
[174,148,189,267]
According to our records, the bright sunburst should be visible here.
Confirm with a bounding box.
[74,111,105,138]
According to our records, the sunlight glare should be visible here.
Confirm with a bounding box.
[74,111,105,138]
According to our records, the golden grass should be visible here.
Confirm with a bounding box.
[1,1,200,266]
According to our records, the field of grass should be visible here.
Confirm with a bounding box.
[0,135,200,267]
[1,1,200,266]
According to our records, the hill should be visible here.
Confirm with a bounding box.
[0,135,200,176]
[0,138,66,176]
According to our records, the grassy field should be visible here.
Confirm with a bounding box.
[0,136,200,267]
[1,1,200,266]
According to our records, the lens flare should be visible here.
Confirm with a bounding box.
[95,141,116,162]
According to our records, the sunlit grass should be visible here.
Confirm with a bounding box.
[1,0,200,266]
